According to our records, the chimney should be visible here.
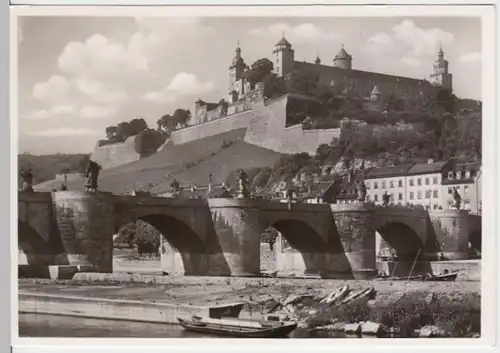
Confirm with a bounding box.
[427,158,434,164]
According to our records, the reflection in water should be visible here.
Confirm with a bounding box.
[19,314,214,338]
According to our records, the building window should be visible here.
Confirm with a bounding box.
[464,185,469,195]
[425,190,431,198]
[389,181,394,188]
[398,193,403,200]
[433,204,438,210]
[465,171,471,179]
[409,192,414,200]
[448,187,453,194]
[417,191,422,199]
[417,178,422,186]
[398,180,403,187]
[409,179,414,187]
[448,172,453,180]
[374,182,378,189]
[365,182,370,190]
[456,171,462,179]
[374,195,378,201]
[425,178,430,185]
[433,190,439,198]
[433,176,438,184]
[366,195,370,201]
[381,181,386,189]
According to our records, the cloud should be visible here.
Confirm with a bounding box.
[74,76,128,103]
[142,72,215,103]
[32,75,71,101]
[459,52,481,63]
[26,128,101,137]
[248,22,339,43]
[392,19,453,56]
[80,105,118,119]
[24,105,75,120]
[58,34,148,77]
[366,19,454,59]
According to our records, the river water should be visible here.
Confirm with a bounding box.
[19,313,214,338]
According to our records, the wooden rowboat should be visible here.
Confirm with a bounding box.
[425,271,459,282]
[177,315,297,338]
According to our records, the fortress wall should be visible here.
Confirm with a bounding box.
[170,110,254,146]
[90,135,141,170]
[294,62,435,99]
[244,96,341,155]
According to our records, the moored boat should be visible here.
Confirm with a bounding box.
[177,315,298,338]
[425,271,459,282]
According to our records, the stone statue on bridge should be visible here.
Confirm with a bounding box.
[170,179,180,197]
[238,169,250,198]
[453,187,462,210]
[356,180,367,202]
[85,160,101,192]
[20,168,34,192]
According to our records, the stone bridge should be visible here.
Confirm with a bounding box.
[18,191,481,279]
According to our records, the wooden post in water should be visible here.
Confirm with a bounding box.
[407,247,422,280]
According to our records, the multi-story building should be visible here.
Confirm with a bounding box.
[441,162,482,213]
[364,159,460,210]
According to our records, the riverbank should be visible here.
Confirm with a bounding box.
[18,276,481,337]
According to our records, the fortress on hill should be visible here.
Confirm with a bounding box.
[92,36,454,169]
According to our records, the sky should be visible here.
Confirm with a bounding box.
[16,16,482,155]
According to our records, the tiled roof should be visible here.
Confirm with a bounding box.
[407,160,451,176]
[364,163,415,179]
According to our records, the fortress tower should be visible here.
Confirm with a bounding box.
[273,35,295,78]
[430,46,453,91]
[228,42,247,102]
[333,45,352,69]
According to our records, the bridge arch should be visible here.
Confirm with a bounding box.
[272,218,327,276]
[376,221,432,277]
[115,213,207,276]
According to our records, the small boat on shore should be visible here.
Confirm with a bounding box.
[425,271,459,282]
[320,284,350,305]
[340,286,375,304]
[177,315,298,338]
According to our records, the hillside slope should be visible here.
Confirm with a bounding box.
[34,129,284,194]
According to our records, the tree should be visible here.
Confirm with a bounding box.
[261,226,279,251]
[287,69,320,95]
[245,58,274,86]
[106,126,118,141]
[172,109,191,128]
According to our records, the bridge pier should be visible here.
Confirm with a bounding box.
[52,192,115,272]
[208,199,264,276]
[331,203,377,279]
[428,210,471,260]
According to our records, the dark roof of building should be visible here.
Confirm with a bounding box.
[407,160,451,176]
[276,36,291,47]
[364,163,415,179]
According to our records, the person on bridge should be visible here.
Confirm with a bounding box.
[85,160,101,192]
[20,168,34,192]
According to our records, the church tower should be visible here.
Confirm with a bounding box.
[273,35,295,78]
[430,46,453,91]
[333,45,352,69]
[228,42,246,102]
